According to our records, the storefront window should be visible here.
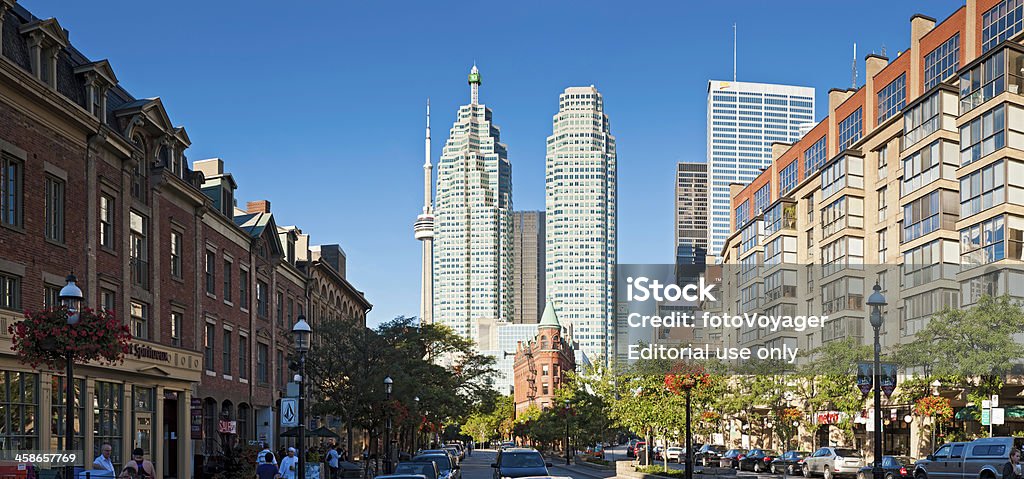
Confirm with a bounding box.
[51,377,84,450]
[0,371,38,450]
[133,387,155,458]
[94,381,123,471]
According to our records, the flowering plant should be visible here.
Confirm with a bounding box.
[915,396,953,422]
[700,411,721,422]
[664,371,712,394]
[8,307,131,369]
[779,407,803,421]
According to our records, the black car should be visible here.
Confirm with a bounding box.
[696,445,728,467]
[856,456,914,479]
[771,450,810,475]
[412,454,459,479]
[393,462,440,479]
[739,449,781,473]
[491,448,552,479]
[719,448,748,469]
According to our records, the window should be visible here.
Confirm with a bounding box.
[821,276,864,315]
[877,74,906,124]
[821,155,865,199]
[44,284,60,309]
[902,288,958,335]
[276,291,284,327]
[132,387,155,457]
[45,176,64,243]
[838,108,863,150]
[0,371,39,450]
[223,259,233,302]
[130,301,148,340]
[878,187,888,222]
[277,350,285,390]
[238,334,248,380]
[753,184,771,215]
[51,377,83,450]
[237,404,250,444]
[223,330,232,377]
[982,0,1024,52]
[821,236,864,278]
[877,145,888,180]
[130,212,148,289]
[100,194,114,249]
[779,161,797,195]
[878,229,888,263]
[903,141,955,196]
[903,92,942,149]
[256,280,269,318]
[205,323,216,372]
[0,273,21,311]
[239,268,249,309]
[925,34,960,89]
[94,381,123,471]
[287,297,294,322]
[1,152,23,227]
[167,231,181,278]
[735,200,750,228]
[101,288,116,313]
[205,251,216,295]
[764,202,797,236]
[130,161,146,204]
[960,50,1010,113]
[170,311,182,347]
[257,343,269,384]
[822,196,864,238]
[804,136,828,175]
[542,364,549,376]
[961,160,1007,216]
[765,235,797,265]
[764,269,797,300]
[739,220,763,254]
[904,239,958,288]
[960,104,1006,166]
[961,215,1010,266]
[904,190,958,243]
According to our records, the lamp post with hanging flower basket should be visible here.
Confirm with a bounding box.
[8,275,131,479]
[666,369,712,479]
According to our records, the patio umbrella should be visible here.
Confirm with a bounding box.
[311,426,341,438]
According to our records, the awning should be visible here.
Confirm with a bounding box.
[955,406,978,421]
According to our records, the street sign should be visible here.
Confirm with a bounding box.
[992,395,1000,408]
[281,398,299,427]
[993,408,1005,425]
[981,408,991,426]
[982,400,991,409]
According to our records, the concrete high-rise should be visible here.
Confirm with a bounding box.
[414,101,434,325]
[676,162,709,281]
[706,80,814,259]
[545,85,616,366]
[433,65,513,342]
[513,211,545,324]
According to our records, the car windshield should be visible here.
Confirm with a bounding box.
[415,455,451,472]
[395,464,434,478]
[502,453,546,468]
[834,449,861,458]
[710,446,727,452]
[892,457,913,466]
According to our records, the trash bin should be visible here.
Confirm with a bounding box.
[340,461,362,479]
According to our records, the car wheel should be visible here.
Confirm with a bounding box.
[824,466,833,479]
[788,465,796,476]
[756,462,763,473]
[885,473,895,479]
[803,464,812,478]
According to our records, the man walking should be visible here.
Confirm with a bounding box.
[326,443,340,479]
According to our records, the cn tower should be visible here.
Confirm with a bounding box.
[414,100,434,325]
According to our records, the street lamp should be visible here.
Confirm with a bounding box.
[866,283,887,479]
[293,315,311,479]
[930,380,941,450]
[564,399,571,465]
[384,376,394,474]
[59,274,82,479]
[679,377,697,479]
[414,396,420,453]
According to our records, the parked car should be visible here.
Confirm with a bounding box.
[491,448,552,479]
[856,456,914,479]
[394,462,441,479]
[420,449,459,469]
[500,442,515,450]
[741,449,781,473]
[446,443,466,460]
[443,447,462,464]
[584,444,605,459]
[772,451,811,475]
[913,436,1024,479]
[412,453,459,479]
[666,447,684,463]
[696,445,728,467]
[376,475,427,479]
[803,447,863,479]
[720,449,749,469]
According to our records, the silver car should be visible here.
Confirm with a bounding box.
[804,447,864,479]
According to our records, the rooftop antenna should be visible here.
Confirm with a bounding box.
[852,42,858,88]
[733,23,737,82]
[881,43,887,57]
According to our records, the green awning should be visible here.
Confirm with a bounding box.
[955,406,979,421]
[1007,406,1024,419]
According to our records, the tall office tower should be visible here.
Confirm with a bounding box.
[706,80,814,259]
[513,211,546,324]
[414,101,435,324]
[546,85,616,366]
[433,65,514,342]
[676,162,709,283]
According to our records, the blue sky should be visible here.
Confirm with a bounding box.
[23,0,964,325]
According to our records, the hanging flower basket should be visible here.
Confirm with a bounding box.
[915,396,953,422]
[700,411,722,422]
[8,307,131,369]
[664,371,712,394]
[780,407,803,422]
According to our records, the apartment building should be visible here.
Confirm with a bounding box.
[720,0,1024,458]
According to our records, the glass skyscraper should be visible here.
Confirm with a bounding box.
[706,80,814,259]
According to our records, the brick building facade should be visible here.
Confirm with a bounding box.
[513,301,575,414]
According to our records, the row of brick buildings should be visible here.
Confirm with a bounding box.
[0,1,371,477]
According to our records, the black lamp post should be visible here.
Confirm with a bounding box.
[866,284,887,479]
[414,396,420,454]
[59,274,82,479]
[384,376,394,474]
[293,315,311,479]
[680,377,697,479]
[564,399,571,465]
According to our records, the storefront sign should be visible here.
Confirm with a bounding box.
[191,398,203,439]
[815,411,843,425]
[218,420,237,435]
[129,342,170,362]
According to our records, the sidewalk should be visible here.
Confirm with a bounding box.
[544,456,616,479]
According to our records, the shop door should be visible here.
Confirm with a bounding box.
[164,394,179,478]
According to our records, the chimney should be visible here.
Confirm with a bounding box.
[193,158,224,177]
[247,200,271,214]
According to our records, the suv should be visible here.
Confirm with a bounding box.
[803,447,863,479]
[914,437,1024,479]
[491,448,552,479]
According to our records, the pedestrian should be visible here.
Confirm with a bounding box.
[256,452,282,479]
[326,443,340,479]
[259,443,278,466]
[120,448,155,479]
[93,443,115,475]
[279,447,300,479]
[1004,448,1023,479]
[467,442,473,457]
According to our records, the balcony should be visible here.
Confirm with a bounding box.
[959,47,1024,114]
[130,258,149,290]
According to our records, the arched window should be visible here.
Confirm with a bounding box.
[221,400,234,420]
[237,403,250,444]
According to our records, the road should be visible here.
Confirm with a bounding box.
[457,449,614,479]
